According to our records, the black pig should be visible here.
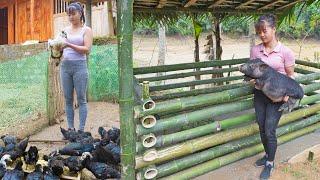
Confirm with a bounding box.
[239,59,304,112]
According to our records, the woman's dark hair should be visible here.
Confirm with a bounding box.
[67,2,85,24]
[255,14,277,32]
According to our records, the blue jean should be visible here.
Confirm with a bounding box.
[254,89,283,161]
[60,60,88,131]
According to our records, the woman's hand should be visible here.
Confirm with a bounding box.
[249,79,262,90]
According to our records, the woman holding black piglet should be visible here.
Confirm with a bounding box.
[249,14,295,180]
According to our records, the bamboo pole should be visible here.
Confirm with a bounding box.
[146,113,320,178]
[136,113,256,153]
[136,93,320,153]
[137,67,239,82]
[150,75,243,92]
[296,60,320,69]
[135,85,253,118]
[295,67,315,74]
[151,83,245,101]
[136,98,254,136]
[135,102,320,169]
[117,0,135,178]
[133,58,248,75]
[162,121,320,179]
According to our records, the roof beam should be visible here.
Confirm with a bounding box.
[276,0,303,10]
[134,6,279,14]
[258,0,284,10]
[184,0,198,7]
[208,0,228,8]
[156,0,167,8]
[235,0,256,9]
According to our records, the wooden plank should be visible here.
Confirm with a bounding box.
[30,0,34,40]
[184,0,197,8]
[8,3,15,44]
[235,0,256,9]
[15,0,18,43]
[208,0,227,8]
[258,0,284,10]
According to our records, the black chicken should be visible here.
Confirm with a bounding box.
[3,137,29,160]
[1,135,17,146]
[105,142,121,164]
[59,142,95,156]
[24,146,39,166]
[60,127,93,143]
[0,154,12,178]
[3,159,24,180]
[48,151,64,176]
[82,153,120,179]
[64,156,84,173]
[98,127,120,143]
[43,166,59,180]
[26,164,43,180]
[89,145,117,165]
[98,127,108,140]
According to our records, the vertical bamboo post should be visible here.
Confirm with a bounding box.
[142,81,150,100]
[117,0,135,178]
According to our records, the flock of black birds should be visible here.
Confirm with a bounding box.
[0,126,121,179]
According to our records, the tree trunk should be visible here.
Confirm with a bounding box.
[212,15,223,85]
[249,21,255,49]
[191,37,200,90]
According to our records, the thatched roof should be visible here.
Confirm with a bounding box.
[134,0,304,14]
[64,0,105,4]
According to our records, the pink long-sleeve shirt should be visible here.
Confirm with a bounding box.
[250,42,295,75]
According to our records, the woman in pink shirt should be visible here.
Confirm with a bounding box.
[250,14,295,180]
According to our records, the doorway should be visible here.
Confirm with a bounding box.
[0,7,8,45]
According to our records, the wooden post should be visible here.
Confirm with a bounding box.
[107,0,115,36]
[157,23,166,85]
[47,57,65,125]
[117,0,136,178]
[85,0,92,27]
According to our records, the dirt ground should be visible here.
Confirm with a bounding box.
[21,35,320,179]
[272,158,320,180]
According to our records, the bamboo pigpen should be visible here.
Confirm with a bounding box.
[129,58,320,179]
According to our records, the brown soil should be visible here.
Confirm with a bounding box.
[272,158,320,180]
[29,102,119,155]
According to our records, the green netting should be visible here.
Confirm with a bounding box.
[0,52,49,128]
[88,45,119,101]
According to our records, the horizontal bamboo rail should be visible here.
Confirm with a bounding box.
[133,58,248,75]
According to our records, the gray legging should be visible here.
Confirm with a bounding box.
[60,60,88,131]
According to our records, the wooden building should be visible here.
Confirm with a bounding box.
[0,0,114,45]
